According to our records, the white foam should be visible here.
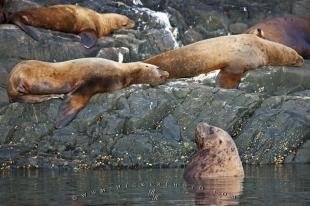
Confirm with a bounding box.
[138,8,180,49]
[133,0,143,6]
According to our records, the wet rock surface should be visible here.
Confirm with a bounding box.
[0,0,309,169]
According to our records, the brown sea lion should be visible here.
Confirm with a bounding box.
[245,16,310,58]
[144,34,304,89]
[8,4,135,48]
[7,58,169,128]
[183,123,244,179]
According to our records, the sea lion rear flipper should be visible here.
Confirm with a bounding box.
[11,16,40,41]
[216,70,243,89]
[79,30,97,48]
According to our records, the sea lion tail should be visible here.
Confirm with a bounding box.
[10,15,40,41]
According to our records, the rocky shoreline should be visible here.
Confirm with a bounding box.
[0,0,309,169]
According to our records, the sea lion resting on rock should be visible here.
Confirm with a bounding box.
[7,58,169,128]
[8,4,135,48]
[183,123,244,179]
[245,16,310,58]
[144,34,304,89]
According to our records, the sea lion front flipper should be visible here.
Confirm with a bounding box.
[216,70,243,89]
[55,92,91,128]
[79,30,97,48]
[11,16,40,41]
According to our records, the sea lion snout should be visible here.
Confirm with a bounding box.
[295,55,304,66]
[127,19,135,28]
[158,69,169,80]
[149,68,169,86]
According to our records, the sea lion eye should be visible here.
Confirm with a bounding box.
[219,140,222,144]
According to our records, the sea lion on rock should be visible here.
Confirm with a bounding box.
[144,34,304,89]
[8,4,135,48]
[245,16,310,58]
[7,58,169,128]
[183,123,244,179]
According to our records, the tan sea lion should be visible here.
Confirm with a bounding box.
[7,58,169,128]
[144,34,304,89]
[183,123,244,179]
[8,4,135,48]
[245,16,310,58]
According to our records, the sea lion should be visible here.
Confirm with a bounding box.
[8,4,135,48]
[7,58,169,128]
[245,16,310,58]
[183,123,244,179]
[144,34,304,89]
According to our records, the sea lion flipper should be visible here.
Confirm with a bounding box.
[12,17,40,41]
[55,94,86,128]
[216,70,243,89]
[79,30,97,48]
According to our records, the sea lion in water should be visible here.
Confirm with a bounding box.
[8,4,135,48]
[144,34,304,89]
[183,123,244,179]
[7,58,169,128]
[245,16,310,58]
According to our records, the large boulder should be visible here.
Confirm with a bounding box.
[0,0,309,169]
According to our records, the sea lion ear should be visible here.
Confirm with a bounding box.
[254,28,264,38]
[79,30,97,48]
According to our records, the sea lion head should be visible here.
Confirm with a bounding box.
[195,122,233,151]
[287,50,304,66]
[129,62,169,86]
[104,13,135,30]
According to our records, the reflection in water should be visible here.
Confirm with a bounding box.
[0,165,310,205]
[185,176,244,206]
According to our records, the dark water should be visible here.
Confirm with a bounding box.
[1,165,310,206]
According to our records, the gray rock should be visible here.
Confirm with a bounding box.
[292,0,310,16]
[229,22,248,34]
[236,95,310,164]
[96,47,130,62]
[239,62,310,96]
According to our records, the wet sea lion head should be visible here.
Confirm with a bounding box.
[128,62,169,86]
[195,122,232,151]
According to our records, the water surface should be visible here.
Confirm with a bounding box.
[1,165,310,205]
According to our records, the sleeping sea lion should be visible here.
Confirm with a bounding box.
[245,16,310,58]
[8,4,135,48]
[144,34,304,89]
[7,58,169,128]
